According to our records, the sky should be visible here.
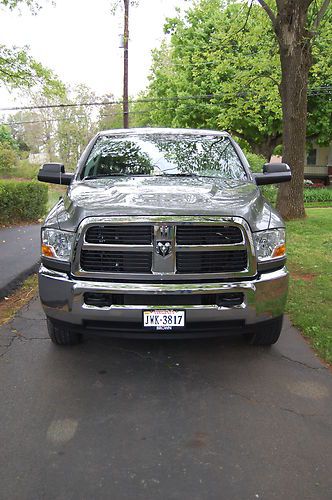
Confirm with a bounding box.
[0,0,189,107]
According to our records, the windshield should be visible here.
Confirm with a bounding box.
[81,134,247,181]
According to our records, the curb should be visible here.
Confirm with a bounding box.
[0,261,40,300]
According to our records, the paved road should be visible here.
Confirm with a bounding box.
[0,297,331,500]
[0,224,41,298]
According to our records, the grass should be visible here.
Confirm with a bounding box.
[304,201,332,208]
[0,274,38,326]
[286,208,332,364]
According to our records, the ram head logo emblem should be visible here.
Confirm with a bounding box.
[156,241,171,257]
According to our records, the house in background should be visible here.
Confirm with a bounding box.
[28,151,49,165]
[304,144,332,185]
[271,143,332,185]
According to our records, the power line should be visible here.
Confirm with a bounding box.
[2,102,223,126]
[0,93,221,112]
[1,86,331,113]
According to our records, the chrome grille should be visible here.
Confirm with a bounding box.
[85,225,152,245]
[176,225,243,245]
[73,217,256,280]
[176,250,247,274]
[80,250,152,273]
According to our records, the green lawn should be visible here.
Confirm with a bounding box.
[286,208,332,364]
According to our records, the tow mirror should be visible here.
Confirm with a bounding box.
[38,163,74,185]
[254,163,292,185]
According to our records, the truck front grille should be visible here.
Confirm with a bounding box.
[176,225,243,245]
[85,225,152,245]
[176,250,247,274]
[75,217,255,280]
[80,250,152,273]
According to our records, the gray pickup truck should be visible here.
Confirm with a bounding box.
[38,128,291,346]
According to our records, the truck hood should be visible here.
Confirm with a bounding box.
[48,176,274,232]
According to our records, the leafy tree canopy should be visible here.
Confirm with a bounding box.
[0,123,18,149]
[136,0,332,159]
[0,0,65,96]
[0,0,41,11]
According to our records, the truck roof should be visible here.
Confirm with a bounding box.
[98,127,230,138]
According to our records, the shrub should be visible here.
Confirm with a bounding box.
[9,159,40,180]
[0,180,48,224]
[243,150,266,173]
[261,185,278,205]
[303,188,332,203]
[0,147,18,174]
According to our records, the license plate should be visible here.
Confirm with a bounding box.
[143,310,185,330]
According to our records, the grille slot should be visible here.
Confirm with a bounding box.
[176,225,243,245]
[85,225,152,245]
[177,250,247,274]
[80,250,152,273]
[84,292,244,307]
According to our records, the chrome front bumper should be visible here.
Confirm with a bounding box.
[38,265,289,333]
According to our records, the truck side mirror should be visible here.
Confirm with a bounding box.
[38,163,74,185]
[254,163,292,185]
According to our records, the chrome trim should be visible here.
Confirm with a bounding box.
[176,243,246,252]
[39,266,289,326]
[82,303,247,311]
[152,223,175,274]
[82,243,153,252]
[72,279,256,294]
[39,264,68,280]
[71,216,257,281]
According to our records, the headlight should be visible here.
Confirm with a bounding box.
[41,228,75,261]
[253,228,286,261]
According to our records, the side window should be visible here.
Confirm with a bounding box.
[307,148,317,165]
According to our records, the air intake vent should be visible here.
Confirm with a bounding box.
[176,250,247,274]
[85,225,152,245]
[80,250,152,273]
[176,225,243,245]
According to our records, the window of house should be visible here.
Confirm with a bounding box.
[307,148,317,165]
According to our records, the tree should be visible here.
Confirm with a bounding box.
[0,124,18,174]
[136,2,284,158]
[54,84,98,169]
[0,0,41,10]
[257,0,331,219]
[7,84,99,168]
[139,0,332,218]
[97,94,123,130]
[0,0,65,96]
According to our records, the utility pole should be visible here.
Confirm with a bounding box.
[123,0,129,128]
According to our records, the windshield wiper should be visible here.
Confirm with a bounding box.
[83,173,148,180]
[160,172,220,179]
[160,172,199,177]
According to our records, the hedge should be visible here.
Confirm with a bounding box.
[303,188,332,203]
[0,180,48,224]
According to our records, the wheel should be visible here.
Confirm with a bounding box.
[248,315,283,346]
[47,318,82,346]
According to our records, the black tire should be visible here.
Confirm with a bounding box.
[47,318,82,346]
[248,315,283,346]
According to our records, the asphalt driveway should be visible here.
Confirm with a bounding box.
[0,297,331,500]
[0,224,41,298]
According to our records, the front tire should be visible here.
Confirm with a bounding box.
[47,319,82,346]
[248,315,283,346]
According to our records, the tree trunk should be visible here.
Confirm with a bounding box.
[274,1,313,219]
